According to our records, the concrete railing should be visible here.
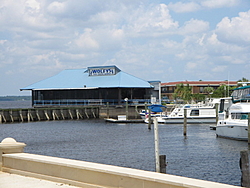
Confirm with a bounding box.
[0,138,240,188]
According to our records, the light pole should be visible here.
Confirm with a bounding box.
[124,98,128,120]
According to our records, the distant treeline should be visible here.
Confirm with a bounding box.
[0,96,31,101]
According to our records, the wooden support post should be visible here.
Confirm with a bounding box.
[27,110,30,122]
[36,110,41,121]
[125,100,128,120]
[76,109,83,119]
[106,102,109,119]
[68,109,73,119]
[240,150,250,187]
[60,109,65,120]
[154,117,160,173]
[91,108,96,118]
[19,110,24,122]
[148,109,152,130]
[215,103,219,124]
[183,108,187,136]
[160,155,166,173]
[248,113,250,145]
[28,110,34,121]
[0,114,2,123]
[84,108,89,119]
[52,110,59,120]
[10,110,14,122]
[1,112,6,123]
[44,110,50,120]
[52,110,56,120]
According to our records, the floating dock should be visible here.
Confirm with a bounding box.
[105,118,144,123]
[105,115,144,123]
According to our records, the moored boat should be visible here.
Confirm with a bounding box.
[145,98,222,124]
[216,86,250,141]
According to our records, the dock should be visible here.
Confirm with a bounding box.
[105,114,144,123]
[0,107,99,123]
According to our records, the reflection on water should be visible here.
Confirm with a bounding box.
[0,119,247,186]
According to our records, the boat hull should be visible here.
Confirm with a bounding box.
[145,116,216,124]
[216,120,248,141]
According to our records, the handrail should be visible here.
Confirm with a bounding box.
[33,99,152,106]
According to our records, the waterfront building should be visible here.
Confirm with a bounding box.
[161,80,238,99]
[20,65,157,107]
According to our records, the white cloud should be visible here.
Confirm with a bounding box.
[75,29,100,50]
[168,2,201,13]
[125,4,178,37]
[212,65,228,72]
[215,10,250,45]
[201,0,239,8]
[186,62,198,69]
[47,1,66,15]
[179,19,209,35]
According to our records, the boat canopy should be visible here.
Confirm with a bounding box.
[231,86,250,103]
[148,105,166,112]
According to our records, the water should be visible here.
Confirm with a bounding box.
[0,100,32,109]
[0,101,248,186]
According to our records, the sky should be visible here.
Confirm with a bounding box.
[0,0,250,96]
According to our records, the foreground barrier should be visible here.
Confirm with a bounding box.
[0,138,240,188]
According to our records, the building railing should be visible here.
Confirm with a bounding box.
[33,99,152,106]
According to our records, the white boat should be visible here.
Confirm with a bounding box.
[145,98,222,124]
[139,109,166,120]
[216,86,250,141]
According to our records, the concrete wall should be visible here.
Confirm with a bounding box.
[0,138,240,188]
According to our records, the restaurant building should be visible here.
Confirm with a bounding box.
[20,65,157,107]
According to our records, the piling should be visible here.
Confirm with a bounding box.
[106,102,109,119]
[154,117,160,173]
[183,109,187,136]
[240,150,250,187]
[248,113,250,145]
[215,103,219,124]
[160,155,167,173]
[148,109,152,130]
[125,99,128,120]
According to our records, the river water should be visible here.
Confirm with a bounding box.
[0,101,247,186]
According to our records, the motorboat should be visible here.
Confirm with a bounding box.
[139,109,166,120]
[145,98,222,124]
[216,86,250,141]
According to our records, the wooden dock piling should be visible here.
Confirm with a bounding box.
[160,155,167,173]
[240,150,250,187]
[183,109,187,136]
[248,113,250,145]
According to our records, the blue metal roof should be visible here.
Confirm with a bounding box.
[20,66,153,90]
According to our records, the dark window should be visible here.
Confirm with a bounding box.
[190,110,199,116]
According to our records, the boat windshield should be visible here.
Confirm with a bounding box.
[231,113,249,120]
[231,86,250,102]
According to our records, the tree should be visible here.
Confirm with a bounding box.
[173,83,192,103]
[192,93,205,102]
[211,85,236,98]
[237,77,249,86]
[203,87,214,98]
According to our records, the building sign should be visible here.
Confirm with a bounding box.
[88,66,117,76]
